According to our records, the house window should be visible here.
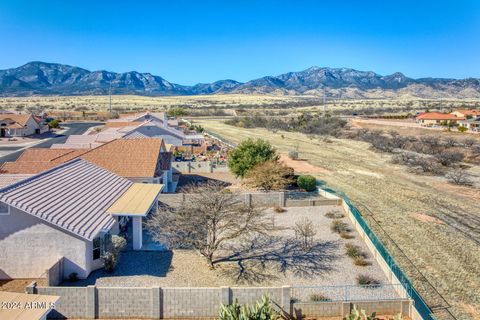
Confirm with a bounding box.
[93,237,101,260]
[0,202,9,215]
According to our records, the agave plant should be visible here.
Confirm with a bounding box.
[219,295,281,320]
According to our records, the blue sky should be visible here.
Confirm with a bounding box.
[0,1,479,84]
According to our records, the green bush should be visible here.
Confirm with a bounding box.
[227,139,278,178]
[458,126,468,133]
[297,175,317,191]
[48,119,60,129]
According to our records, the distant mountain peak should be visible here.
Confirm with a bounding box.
[0,61,479,98]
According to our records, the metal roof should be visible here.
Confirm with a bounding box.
[0,159,132,240]
[106,183,163,216]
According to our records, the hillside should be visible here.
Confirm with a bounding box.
[1,61,479,98]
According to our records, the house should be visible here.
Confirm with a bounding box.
[80,138,175,191]
[109,111,205,146]
[0,113,49,137]
[415,112,464,126]
[0,148,89,174]
[459,117,480,132]
[0,159,163,280]
[450,109,480,119]
[50,130,127,149]
[0,139,175,191]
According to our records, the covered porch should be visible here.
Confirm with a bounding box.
[106,183,164,250]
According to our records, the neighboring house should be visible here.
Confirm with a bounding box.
[459,117,480,131]
[81,138,175,191]
[0,139,175,191]
[415,112,464,126]
[0,114,49,137]
[50,130,126,149]
[0,159,163,280]
[110,111,205,146]
[0,148,89,174]
[450,109,480,119]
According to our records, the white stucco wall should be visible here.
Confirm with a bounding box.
[0,206,94,279]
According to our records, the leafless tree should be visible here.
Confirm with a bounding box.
[146,182,271,268]
[446,169,473,186]
[294,217,317,251]
[435,150,464,166]
[463,138,476,148]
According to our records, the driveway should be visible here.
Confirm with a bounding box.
[0,122,101,163]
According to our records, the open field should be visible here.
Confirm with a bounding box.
[195,119,480,320]
[1,95,479,116]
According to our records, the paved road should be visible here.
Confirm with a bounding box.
[0,122,101,163]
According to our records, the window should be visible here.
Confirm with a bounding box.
[93,237,101,260]
[0,202,9,215]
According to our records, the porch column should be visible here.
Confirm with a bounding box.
[132,216,143,250]
[163,171,169,192]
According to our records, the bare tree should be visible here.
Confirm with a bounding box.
[435,150,464,166]
[146,182,271,268]
[446,169,473,186]
[294,217,317,251]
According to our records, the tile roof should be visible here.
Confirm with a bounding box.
[0,159,132,240]
[0,174,33,188]
[81,138,166,178]
[454,109,480,116]
[416,112,463,120]
[104,121,144,128]
[0,114,32,127]
[0,148,89,174]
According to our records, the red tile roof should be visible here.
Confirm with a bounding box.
[416,112,463,121]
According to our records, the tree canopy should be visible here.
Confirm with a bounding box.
[227,139,278,178]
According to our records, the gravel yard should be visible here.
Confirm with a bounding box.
[64,206,389,289]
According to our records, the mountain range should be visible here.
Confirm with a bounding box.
[1,61,479,98]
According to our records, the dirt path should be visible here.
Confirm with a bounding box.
[197,120,480,320]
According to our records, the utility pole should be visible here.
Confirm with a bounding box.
[323,88,326,114]
[109,80,112,114]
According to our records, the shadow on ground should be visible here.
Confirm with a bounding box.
[61,251,173,286]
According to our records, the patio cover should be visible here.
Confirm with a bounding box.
[106,183,163,217]
[0,291,59,320]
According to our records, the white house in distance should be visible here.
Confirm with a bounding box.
[108,111,205,146]
[0,159,163,280]
[0,113,49,137]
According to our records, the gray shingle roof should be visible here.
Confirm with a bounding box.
[0,159,132,240]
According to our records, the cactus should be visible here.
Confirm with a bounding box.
[343,305,378,320]
[219,295,281,320]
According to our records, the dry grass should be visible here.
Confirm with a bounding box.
[195,119,480,320]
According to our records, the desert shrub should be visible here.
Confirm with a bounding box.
[228,139,278,178]
[340,232,355,239]
[219,295,280,320]
[353,256,371,266]
[325,210,345,219]
[446,169,473,186]
[309,293,330,302]
[356,275,380,286]
[458,126,468,133]
[345,244,364,258]
[288,150,299,160]
[443,137,457,147]
[331,220,350,234]
[463,138,476,147]
[435,150,464,166]
[244,160,294,191]
[297,175,317,191]
[102,235,127,273]
[167,107,187,117]
[273,205,286,213]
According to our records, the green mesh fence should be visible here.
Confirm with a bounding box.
[321,186,435,320]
